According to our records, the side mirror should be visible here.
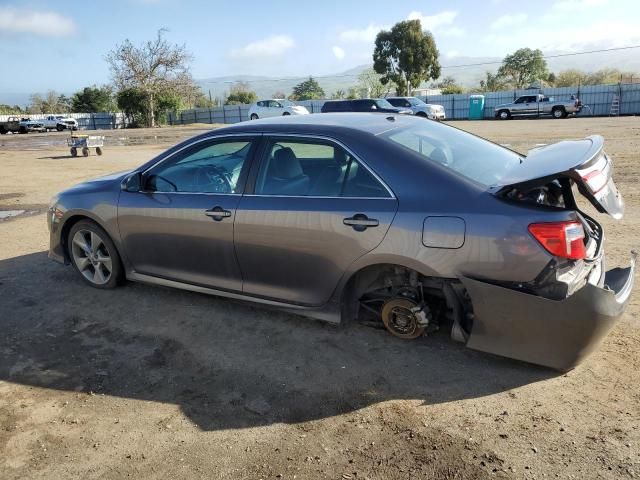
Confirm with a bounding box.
[122,172,143,192]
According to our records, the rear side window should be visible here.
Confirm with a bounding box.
[254,138,391,198]
[382,123,522,188]
[322,101,351,112]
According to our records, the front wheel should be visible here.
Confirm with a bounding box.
[282,112,290,116]
[68,220,123,289]
[56,124,64,131]
[552,107,566,119]
[498,110,511,120]
[82,147,89,157]
[95,147,103,156]
[70,147,77,157]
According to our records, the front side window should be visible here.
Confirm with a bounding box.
[254,138,390,198]
[145,138,254,194]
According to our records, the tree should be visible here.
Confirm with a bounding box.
[0,104,22,115]
[346,87,360,99]
[272,91,287,99]
[497,48,548,88]
[373,19,440,96]
[71,86,114,112]
[290,77,325,100]
[106,29,194,127]
[225,82,257,105]
[116,88,148,126]
[331,89,346,99]
[357,67,393,97]
[437,76,464,94]
[479,71,508,92]
[28,90,67,113]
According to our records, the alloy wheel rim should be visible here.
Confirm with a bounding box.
[71,229,112,285]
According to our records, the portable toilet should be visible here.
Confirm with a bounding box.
[468,95,485,120]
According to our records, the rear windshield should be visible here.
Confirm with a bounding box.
[380,122,523,187]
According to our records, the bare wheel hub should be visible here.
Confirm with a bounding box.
[381,298,428,340]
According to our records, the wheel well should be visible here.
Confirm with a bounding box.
[341,263,472,340]
[416,111,427,117]
[60,215,122,264]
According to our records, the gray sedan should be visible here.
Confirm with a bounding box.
[48,114,635,370]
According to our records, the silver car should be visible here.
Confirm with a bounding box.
[48,114,635,370]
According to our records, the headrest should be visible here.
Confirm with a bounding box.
[334,148,348,166]
[271,147,303,179]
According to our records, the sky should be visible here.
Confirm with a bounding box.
[0,0,639,101]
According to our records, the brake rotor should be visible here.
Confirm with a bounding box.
[381,298,427,340]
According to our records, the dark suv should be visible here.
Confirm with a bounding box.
[321,98,412,114]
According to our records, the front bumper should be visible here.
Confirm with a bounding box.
[461,252,636,370]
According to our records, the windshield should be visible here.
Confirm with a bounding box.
[374,99,394,109]
[381,122,523,187]
[408,97,426,106]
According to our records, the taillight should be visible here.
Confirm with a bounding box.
[528,221,586,260]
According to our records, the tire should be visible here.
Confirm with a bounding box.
[68,220,123,289]
[70,147,77,157]
[82,147,89,157]
[19,126,27,134]
[552,107,566,119]
[415,111,428,118]
[0,127,6,134]
[95,147,103,156]
[250,113,259,120]
[498,109,511,120]
[282,112,290,116]
[56,124,64,131]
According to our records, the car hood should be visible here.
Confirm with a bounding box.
[495,135,624,219]
[61,170,131,194]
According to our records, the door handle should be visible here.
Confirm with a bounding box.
[204,206,232,221]
[344,214,379,231]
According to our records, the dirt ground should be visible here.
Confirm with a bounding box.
[0,118,638,479]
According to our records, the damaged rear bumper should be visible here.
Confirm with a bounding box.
[461,252,636,371]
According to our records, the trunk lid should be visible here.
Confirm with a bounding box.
[496,135,624,219]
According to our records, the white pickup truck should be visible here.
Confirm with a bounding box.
[494,94,582,120]
[42,115,79,131]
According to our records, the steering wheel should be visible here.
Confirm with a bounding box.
[196,165,232,193]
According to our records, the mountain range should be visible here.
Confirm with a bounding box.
[2,49,639,107]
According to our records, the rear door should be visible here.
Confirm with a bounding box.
[234,136,398,306]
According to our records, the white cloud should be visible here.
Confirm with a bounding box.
[0,7,76,37]
[484,20,640,54]
[446,50,461,58]
[229,35,295,59]
[490,13,528,30]
[332,45,345,60]
[338,23,387,43]
[338,10,462,44]
[407,10,458,31]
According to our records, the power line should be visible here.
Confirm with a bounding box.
[201,44,640,85]
[443,44,640,69]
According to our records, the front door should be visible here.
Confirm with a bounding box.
[234,136,398,306]
[118,136,258,291]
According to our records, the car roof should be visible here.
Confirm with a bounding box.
[216,112,417,136]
